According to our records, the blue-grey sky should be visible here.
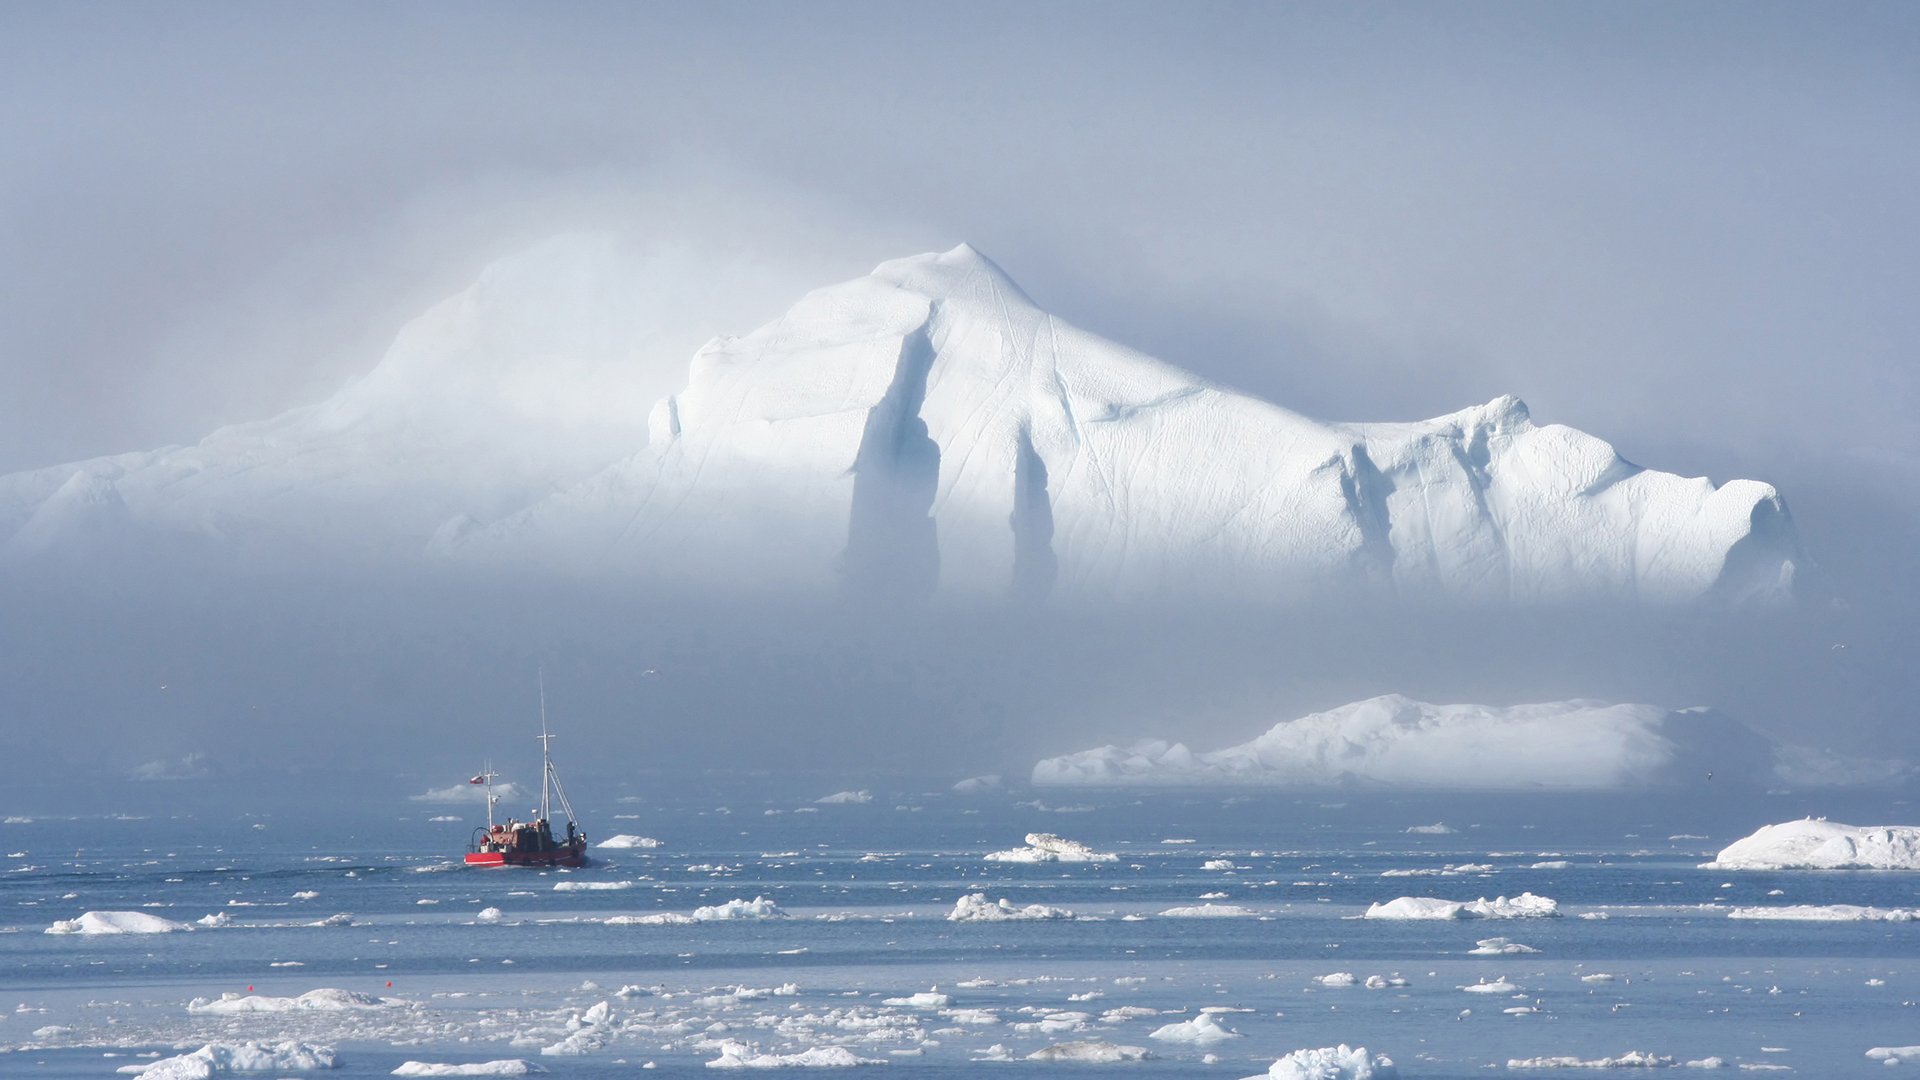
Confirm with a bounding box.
[1,2,1916,791]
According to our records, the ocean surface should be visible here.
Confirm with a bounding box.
[4,785,1918,1077]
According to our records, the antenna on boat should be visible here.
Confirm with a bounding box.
[538,668,552,825]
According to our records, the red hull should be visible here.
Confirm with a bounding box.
[465,846,587,868]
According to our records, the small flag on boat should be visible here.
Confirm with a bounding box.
[470,775,486,784]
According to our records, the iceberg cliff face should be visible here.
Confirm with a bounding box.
[448,245,1797,605]
[0,241,1797,605]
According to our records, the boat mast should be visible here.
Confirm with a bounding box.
[538,672,553,825]
[481,761,498,830]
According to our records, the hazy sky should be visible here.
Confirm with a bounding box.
[2,3,1917,790]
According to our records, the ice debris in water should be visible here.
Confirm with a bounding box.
[948,893,1074,921]
[1150,1012,1242,1043]
[391,1063,546,1076]
[1406,823,1456,834]
[983,832,1118,863]
[1364,893,1558,919]
[693,896,788,919]
[704,1040,884,1067]
[1869,1047,1920,1065]
[1026,1041,1155,1062]
[814,790,872,804]
[196,912,231,928]
[595,834,662,848]
[1727,904,1919,921]
[952,774,1001,793]
[1468,937,1540,955]
[1580,973,1615,983]
[45,910,191,934]
[1706,819,1920,870]
[116,1040,337,1078]
[1315,973,1358,987]
[313,912,355,927]
[551,880,634,891]
[476,907,504,922]
[1506,1051,1673,1068]
[189,988,388,1014]
[605,912,699,926]
[1245,1044,1397,1079]
[1159,903,1256,917]
[881,991,951,1007]
[1458,978,1522,994]
[292,890,320,899]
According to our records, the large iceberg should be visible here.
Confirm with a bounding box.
[1705,819,1920,870]
[1033,695,1781,790]
[0,240,1797,607]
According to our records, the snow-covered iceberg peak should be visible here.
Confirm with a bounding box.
[446,243,1798,606]
[1032,695,1782,791]
[1705,819,1920,870]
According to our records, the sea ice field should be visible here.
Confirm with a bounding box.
[6,786,1920,1078]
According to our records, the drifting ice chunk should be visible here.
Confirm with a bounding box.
[188,988,388,1014]
[1869,1048,1920,1065]
[596,835,662,849]
[1150,1013,1242,1044]
[1159,903,1257,917]
[1027,1041,1155,1062]
[196,912,231,928]
[552,880,634,891]
[1034,697,1781,790]
[1705,819,1920,870]
[1468,937,1540,955]
[1406,823,1456,835]
[883,991,952,1007]
[952,774,1002,793]
[983,832,1118,862]
[1364,893,1559,920]
[476,907,504,922]
[121,1040,338,1078]
[1243,1044,1397,1080]
[693,896,788,920]
[45,910,190,934]
[606,912,698,925]
[1505,1051,1671,1068]
[312,912,355,927]
[1459,979,1521,994]
[704,1041,883,1067]
[815,790,872,804]
[1315,973,1358,987]
[392,1063,546,1076]
[1727,904,1918,921]
[948,893,1074,921]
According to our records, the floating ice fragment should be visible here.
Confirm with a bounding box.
[123,1040,338,1078]
[196,912,230,927]
[1203,859,1238,870]
[1244,1043,1397,1079]
[1728,904,1918,921]
[1315,973,1357,987]
[952,774,1002,793]
[189,988,388,1014]
[1706,819,1920,870]
[1364,893,1558,920]
[815,791,872,804]
[551,880,634,891]
[1149,1012,1241,1043]
[392,1062,546,1076]
[1506,1051,1672,1067]
[1580,974,1615,983]
[1159,903,1256,917]
[46,910,190,934]
[1869,1047,1920,1064]
[1407,824,1456,835]
[1468,937,1540,955]
[313,912,354,927]
[704,1041,883,1067]
[693,896,788,920]
[597,835,662,849]
[1459,978,1522,994]
[882,991,951,1007]
[948,893,1073,921]
[606,912,698,925]
[476,907,504,922]
[983,832,1117,863]
[1027,1040,1155,1062]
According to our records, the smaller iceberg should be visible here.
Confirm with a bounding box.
[391,1063,546,1077]
[948,893,1074,921]
[1159,903,1257,917]
[46,910,190,934]
[1026,1041,1155,1062]
[117,1040,337,1077]
[693,896,788,920]
[1364,893,1558,920]
[1149,1012,1242,1044]
[1705,819,1920,870]
[596,835,661,849]
[704,1041,882,1068]
[1728,904,1918,921]
[983,833,1118,863]
[1243,1044,1397,1080]
[188,988,388,1014]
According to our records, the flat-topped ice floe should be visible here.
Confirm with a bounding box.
[1505,1052,1671,1068]
[1365,893,1559,920]
[1705,819,1920,870]
[1149,1013,1242,1043]
[1033,696,1801,791]
[949,893,1074,921]
[1159,903,1258,917]
[983,832,1118,863]
[118,1040,337,1077]
[693,896,788,920]
[552,880,634,891]
[46,910,191,934]
[705,1041,883,1068]
[392,1063,545,1077]
[1728,904,1918,921]
[1242,1044,1397,1079]
[1027,1041,1155,1062]
[595,835,661,849]
[188,988,389,1014]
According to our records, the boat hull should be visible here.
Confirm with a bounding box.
[465,846,587,868]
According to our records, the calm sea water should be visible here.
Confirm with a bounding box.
[4,786,1918,1077]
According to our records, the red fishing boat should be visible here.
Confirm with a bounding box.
[465,692,589,867]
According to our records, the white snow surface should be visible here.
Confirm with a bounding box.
[1026,1041,1155,1062]
[704,1041,883,1068]
[1705,819,1920,870]
[595,834,661,849]
[982,832,1118,863]
[948,893,1074,921]
[1505,1051,1671,1068]
[1869,1048,1920,1064]
[122,1040,338,1078]
[1159,903,1258,917]
[46,910,191,934]
[1727,904,1918,921]
[1244,1044,1398,1080]
[0,239,1779,603]
[692,896,788,920]
[391,1062,545,1077]
[1149,1013,1242,1043]
[1364,893,1559,920]
[1033,696,1782,790]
